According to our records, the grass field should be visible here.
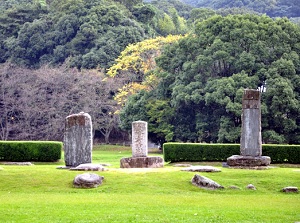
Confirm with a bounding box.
[0,144,299,223]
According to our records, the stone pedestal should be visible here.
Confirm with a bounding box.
[227,155,271,167]
[120,121,164,168]
[64,112,92,167]
[120,157,164,168]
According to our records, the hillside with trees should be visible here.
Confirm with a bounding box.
[0,0,189,69]
[119,14,300,145]
[0,0,299,145]
[181,0,300,18]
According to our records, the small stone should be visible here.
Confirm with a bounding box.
[182,166,221,172]
[222,162,229,168]
[228,185,240,190]
[246,184,256,190]
[191,174,224,190]
[73,173,104,188]
[282,186,298,193]
[70,163,107,171]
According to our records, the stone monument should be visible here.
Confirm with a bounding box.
[132,120,148,158]
[120,121,164,168]
[227,89,271,168]
[64,112,92,167]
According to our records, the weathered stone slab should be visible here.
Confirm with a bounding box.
[174,164,192,167]
[191,174,224,190]
[282,186,298,193]
[3,162,33,166]
[70,163,107,171]
[132,121,148,158]
[73,173,104,188]
[181,166,221,172]
[64,112,92,167]
[120,157,164,168]
[227,155,271,167]
[240,90,262,157]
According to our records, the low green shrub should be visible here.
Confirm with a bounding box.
[263,144,300,164]
[0,141,62,162]
[163,143,300,164]
[163,143,239,162]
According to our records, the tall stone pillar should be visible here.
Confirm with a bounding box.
[227,89,271,168]
[64,112,92,167]
[132,121,148,158]
[240,89,262,156]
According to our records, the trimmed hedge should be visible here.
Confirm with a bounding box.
[163,143,300,164]
[0,141,62,162]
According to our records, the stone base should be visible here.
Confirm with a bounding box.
[120,156,164,168]
[227,155,271,168]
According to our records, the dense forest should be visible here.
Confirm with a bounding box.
[181,0,300,18]
[0,0,300,145]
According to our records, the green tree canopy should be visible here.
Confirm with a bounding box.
[121,14,300,144]
[0,0,190,69]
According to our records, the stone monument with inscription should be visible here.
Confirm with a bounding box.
[64,112,93,167]
[120,121,164,168]
[132,121,148,158]
[227,89,271,168]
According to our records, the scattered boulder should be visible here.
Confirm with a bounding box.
[282,186,298,193]
[73,173,104,188]
[246,184,256,190]
[70,163,107,171]
[182,166,221,172]
[191,174,224,190]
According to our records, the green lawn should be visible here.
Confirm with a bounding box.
[0,145,299,223]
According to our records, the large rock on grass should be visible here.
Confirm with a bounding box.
[191,174,224,190]
[73,173,104,188]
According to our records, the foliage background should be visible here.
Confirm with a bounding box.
[0,0,299,144]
